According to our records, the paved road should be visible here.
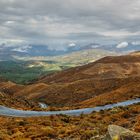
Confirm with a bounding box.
[39,102,48,108]
[0,98,140,117]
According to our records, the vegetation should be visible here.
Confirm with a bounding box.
[0,60,70,84]
[0,104,139,139]
[1,49,113,84]
[0,52,139,139]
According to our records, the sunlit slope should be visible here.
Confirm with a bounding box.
[0,49,114,84]
[22,52,140,107]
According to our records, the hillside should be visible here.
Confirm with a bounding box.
[0,52,140,140]
[10,52,140,107]
[0,91,38,110]
[0,49,115,84]
[38,53,140,83]
[0,102,140,139]
[0,52,139,108]
[0,81,39,110]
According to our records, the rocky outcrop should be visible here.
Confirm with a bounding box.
[103,125,140,140]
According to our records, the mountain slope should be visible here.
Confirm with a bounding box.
[16,52,140,107]
[0,41,140,60]
[1,52,139,108]
[0,49,115,84]
[38,52,140,84]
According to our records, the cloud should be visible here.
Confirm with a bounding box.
[0,39,25,47]
[131,41,140,45]
[12,45,32,52]
[0,0,140,49]
[69,43,76,47]
[116,42,128,48]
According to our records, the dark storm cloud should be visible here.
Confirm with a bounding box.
[0,0,140,48]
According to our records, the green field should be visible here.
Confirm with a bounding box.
[0,49,115,84]
[0,60,73,84]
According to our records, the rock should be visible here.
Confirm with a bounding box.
[108,125,140,140]
[102,133,112,140]
[90,125,140,140]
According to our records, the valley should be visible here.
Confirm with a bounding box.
[13,51,140,108]
[0,49,115,84]
[0,51,140,139]
[1,1,140,139]
[0,52,140,109]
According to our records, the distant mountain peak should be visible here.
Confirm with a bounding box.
[130,51,140,56]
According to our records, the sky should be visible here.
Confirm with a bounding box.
[0,0,140,49]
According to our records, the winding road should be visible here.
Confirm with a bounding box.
[39,102,48,108]
[0,98,140,117]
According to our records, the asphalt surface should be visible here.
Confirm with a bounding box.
[0,98,140,117]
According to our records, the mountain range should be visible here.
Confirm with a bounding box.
[0,51,140,109]
[0,42,140,60]
[0,51,140,140]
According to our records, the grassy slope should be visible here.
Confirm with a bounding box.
[0,60,67,84]
[0,103,140,139]
[1,52,139,108]
[0,49,114,84]
[31,53,140,107]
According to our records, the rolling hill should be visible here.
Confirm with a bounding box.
[3,51,139,108]
[0,49,115,84]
